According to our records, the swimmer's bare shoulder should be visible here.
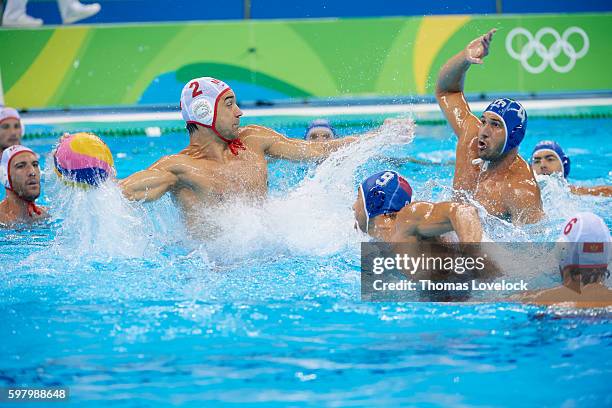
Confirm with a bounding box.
[236,125,296,157]
[0,205,49,227]
[0,211,9,226]
[237,125,275,152]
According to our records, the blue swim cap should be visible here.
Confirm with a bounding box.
[305,119,336,139]
[360,170,412,228]
[532,140,571,178]
[483,98,527,154]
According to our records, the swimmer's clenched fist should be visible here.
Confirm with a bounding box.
[465,29,496,64]
[435,29,543,225]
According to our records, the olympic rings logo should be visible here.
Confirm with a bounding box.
[505,27,589,74]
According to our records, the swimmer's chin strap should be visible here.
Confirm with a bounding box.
[472,158,490,171]
[212,128,246,156]
[27,201,42,217]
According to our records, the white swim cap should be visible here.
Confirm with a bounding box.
[1,145,38,190]
[0,107,20,124]
[179,77,245,155]
[180,77,231,129]
[558,212,611,270]
[0,107,24,137]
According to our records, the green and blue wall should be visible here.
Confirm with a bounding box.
[1,13,610,109]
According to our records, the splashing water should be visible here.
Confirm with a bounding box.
[40,158,186,262]
[2,117,611,407]
[187,118,417,262]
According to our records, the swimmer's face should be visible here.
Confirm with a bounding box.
[9,152,40,201]
[215,91,243,139]
[306,129,335,142]
[0,119,23,150]
[353,190,368,233]
[531,149,563,176]
[477,112,506,160]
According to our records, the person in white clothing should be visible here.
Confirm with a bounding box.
[1,0,100,27]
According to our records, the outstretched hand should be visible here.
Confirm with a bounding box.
[465,29,497,64]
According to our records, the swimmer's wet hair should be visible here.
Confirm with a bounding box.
[186,122,198,136]
[568,268,610,285]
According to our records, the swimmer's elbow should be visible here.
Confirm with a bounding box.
[450,204,482,242]
[452,204,479,223]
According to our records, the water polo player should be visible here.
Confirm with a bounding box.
[0,107,24,157]
[515,212,612,307]
[120,77,370,224]
[531,140,612,197]
[435,29,543,224]
[304,119,336,141]
[353,170,483,242]
[0,145,46,226]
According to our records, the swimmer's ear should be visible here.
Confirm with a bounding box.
[565,267,582,294]
[368,188,386,211]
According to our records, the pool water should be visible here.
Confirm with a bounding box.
[1,116,611,407]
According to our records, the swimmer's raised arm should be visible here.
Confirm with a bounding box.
[435,29,497,140]
[242,125,358,161]
[119,157,179,202]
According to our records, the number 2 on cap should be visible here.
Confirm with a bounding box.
[189,81,203,98]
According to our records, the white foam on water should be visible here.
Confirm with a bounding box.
[50,182,151,260]
[536,173,612,228]
[189,118,417,262]
[37,158,187,263]
[415,149,456,163]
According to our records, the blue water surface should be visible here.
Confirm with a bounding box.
[1,117,611,407]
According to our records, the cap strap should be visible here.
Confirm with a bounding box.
[27,201,42,217]
[212,128,245,156]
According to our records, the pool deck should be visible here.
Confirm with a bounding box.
[15,96,612,140]
[21,97,612,127]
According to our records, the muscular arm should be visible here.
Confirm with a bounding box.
[396,202,483,242]
[435,30,496,141]
[570,185,612,197]
[243,125,358,161]
[435,52,479,140]
[448,203,483,242]
[119,157,179,202]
